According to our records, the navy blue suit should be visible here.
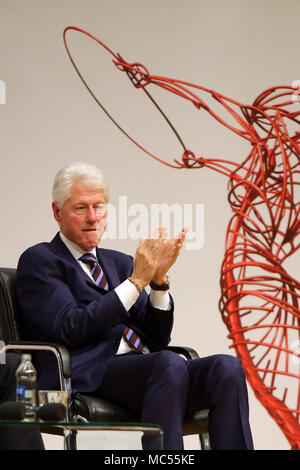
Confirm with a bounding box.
[16,233,254,450]
[16,233,174,394]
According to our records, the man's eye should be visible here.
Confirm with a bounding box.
[95,205,106,214]
[75,206,85,214]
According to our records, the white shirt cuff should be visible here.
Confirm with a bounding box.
[114,279,140,311]
[149,289,171,310]
[114,279,171,311]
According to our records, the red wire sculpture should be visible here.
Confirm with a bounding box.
[63,26,300,448]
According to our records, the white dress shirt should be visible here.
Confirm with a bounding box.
[59,232,171,354]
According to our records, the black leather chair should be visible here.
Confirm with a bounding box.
[0,267,210,450]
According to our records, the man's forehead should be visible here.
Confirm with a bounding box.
[70,182,106,200]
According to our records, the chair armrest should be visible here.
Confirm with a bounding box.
[166,345,200,360]
[0,341,71,393]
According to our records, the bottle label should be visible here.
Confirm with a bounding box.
[25,390,33,399]
[16,385,26,398]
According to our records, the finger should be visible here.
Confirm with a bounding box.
[137,239,145,252]
[183,225,191,235]
[151,227,161,240]
[161,226,168,240]
[151,226,168,240]
[176,226,191,239]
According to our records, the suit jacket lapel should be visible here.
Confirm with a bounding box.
[50,233,119,293]
[50,233,79,268]
[50,233,98,286]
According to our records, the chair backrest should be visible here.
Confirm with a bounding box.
[0,268,22,343]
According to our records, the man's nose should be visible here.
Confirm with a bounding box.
[86,207,98,223]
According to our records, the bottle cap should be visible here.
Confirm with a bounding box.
[21,353,32,361]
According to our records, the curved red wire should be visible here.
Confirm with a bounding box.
[63,26,300,448]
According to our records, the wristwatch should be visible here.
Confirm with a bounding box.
[149,276,170,291]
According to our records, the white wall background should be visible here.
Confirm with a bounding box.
[0,0,299,450]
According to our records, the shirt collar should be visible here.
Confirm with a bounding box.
[59,232,97,260]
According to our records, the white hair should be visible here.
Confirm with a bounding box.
[52,162,109,208]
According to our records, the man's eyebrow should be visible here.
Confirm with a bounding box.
[73,201,106,207]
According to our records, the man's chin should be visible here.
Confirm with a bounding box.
[80,235,101,251]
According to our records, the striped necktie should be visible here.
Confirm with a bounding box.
[79,253,149,354]
[123,327,150,354]
[79,253,109,290]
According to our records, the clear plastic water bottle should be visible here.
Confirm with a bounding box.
[16,353,37,420]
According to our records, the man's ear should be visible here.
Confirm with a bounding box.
[52,202,61,223]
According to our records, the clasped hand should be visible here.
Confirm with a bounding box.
[131,227,190,290]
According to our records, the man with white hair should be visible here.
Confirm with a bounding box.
[16,162,253,450]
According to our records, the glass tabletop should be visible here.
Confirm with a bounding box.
[0,419,163,431]
[0,419,164,450]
